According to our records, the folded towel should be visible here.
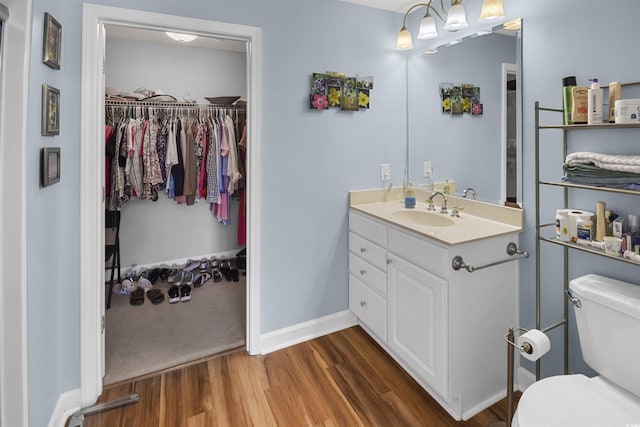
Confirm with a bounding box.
[565,152,640,174]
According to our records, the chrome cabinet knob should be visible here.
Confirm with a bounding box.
[360,269,366,275]
[360,247,367,253]
[360,301,366,307]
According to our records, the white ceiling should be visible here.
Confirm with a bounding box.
[105,25,247,52]
[337,0,415,13]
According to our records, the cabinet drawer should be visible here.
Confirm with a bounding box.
[349,232,387,269]
[349,210,387,247]
[349,253,386,296]
[349,275,387,340]
[388,228,447,277]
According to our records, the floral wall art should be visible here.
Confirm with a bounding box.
[310,72,373,111]
[440,82,482,116]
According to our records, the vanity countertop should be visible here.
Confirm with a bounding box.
[349,188,523,245]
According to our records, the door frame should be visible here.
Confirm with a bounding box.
[81,3,262,405]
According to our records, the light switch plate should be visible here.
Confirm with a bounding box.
[380,163,391,181]
[423,161,433,178]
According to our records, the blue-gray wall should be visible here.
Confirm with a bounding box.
[23,0,640,425]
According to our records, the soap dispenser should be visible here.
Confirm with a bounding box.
[404,183,416,209]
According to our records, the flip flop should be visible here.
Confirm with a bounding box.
[168,285,180,304]
[193,272,211,288]
[198,258,211,273]
[146,288,165,305]
[180,283,192,302]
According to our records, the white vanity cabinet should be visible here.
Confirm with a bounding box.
[348,209,518,421]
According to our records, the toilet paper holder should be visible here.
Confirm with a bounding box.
[504,327,533,356]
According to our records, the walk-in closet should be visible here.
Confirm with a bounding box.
[103,26,248,385]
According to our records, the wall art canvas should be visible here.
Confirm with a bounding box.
[42,12,62,69]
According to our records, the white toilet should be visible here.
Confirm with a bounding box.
[513,274,640,427]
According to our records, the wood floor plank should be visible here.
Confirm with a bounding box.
[82,326,519,427]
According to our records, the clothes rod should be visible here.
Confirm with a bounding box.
[105,100,246,109]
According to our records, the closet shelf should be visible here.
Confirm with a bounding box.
[538,122,640,130]
[105,100,246,109]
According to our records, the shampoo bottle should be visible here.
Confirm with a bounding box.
[609,81,622,123]
[588,78,604,125]
[562,76,576,125]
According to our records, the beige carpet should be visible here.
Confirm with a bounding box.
[105,274,246,385]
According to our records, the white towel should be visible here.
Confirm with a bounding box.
[565,152,640,174]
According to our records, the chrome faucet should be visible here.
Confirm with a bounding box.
[386,182,395,191]
[462,187,477,200]
[428,192,448,214]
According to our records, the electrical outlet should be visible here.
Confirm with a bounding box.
[380,163,391,182]
[423,161,433,178]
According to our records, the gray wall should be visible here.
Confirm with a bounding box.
[105,37,246,268]
[22,0,640,425]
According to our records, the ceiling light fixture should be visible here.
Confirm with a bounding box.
[395,0,505,50]
[165,32,198,43]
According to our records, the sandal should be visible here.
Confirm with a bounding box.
[211,268,222,282]
[168,285,181,304]
[220,259,232,281]
[229,259,239,282]
[138,277,153,292]
[193,272,211,288]
[146,288,165,305]
[130,288,145,306]
[198,258,211,273]
[167,268,180,283]
[180,283,192,302]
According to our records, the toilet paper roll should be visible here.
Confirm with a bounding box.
[517,329,551,361]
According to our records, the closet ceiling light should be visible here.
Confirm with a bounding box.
[395,0,505,50]
[165,32,198,43]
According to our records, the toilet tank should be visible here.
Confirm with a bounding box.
[570,274,640,398]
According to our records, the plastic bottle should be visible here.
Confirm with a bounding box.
[595,201,607,241]
[608,81,622,123]
[443,179,451,195]
[588,78,603,124]
[562,76,576,125]
[576,215,593,241]
[556,209,571,241]
[571,86,589,124]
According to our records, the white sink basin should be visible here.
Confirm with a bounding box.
[391,210,455,227]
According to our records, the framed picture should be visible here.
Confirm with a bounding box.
[41,147,61,187]
[42,12,61,69]
[42,84,60,136]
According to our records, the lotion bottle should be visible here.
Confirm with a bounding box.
[571,86,589,124]
[608,81,622,123]
[588,78,603,125]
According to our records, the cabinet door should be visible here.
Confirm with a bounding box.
[388,253,448,399]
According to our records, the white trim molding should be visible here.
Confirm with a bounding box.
[47,389,81,427]
[81,3,262,406]
[260,310,358,355]
[0,0,31,425]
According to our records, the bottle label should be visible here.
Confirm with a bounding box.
[577,225,592,240]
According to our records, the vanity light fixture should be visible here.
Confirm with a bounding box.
[165,31,198,43]
[503,17,521,31]
[396,0,505,50]
[478,0,505,23]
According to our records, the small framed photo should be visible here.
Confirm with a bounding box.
[42,13,62,69]
[42,84,60,136]
[41,147,61,187]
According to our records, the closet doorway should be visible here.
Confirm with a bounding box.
[103,26,249,385]
[80,4,262,405]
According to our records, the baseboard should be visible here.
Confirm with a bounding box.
[260,310,358,355]
[48,388,81,427]
[517,366,536,392]
[113,250,242,277]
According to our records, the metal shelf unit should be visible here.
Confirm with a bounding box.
[534,101,640,380]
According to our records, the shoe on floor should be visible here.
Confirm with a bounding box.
[130,288,145,306]
[168,284,180,304]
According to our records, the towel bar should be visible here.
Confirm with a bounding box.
[452,242,529,273]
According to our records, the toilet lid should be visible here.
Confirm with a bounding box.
[513,374,640,427]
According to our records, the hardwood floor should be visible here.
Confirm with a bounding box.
[80,326,518,427]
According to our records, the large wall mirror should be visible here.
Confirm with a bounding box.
[407,20,522,206]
